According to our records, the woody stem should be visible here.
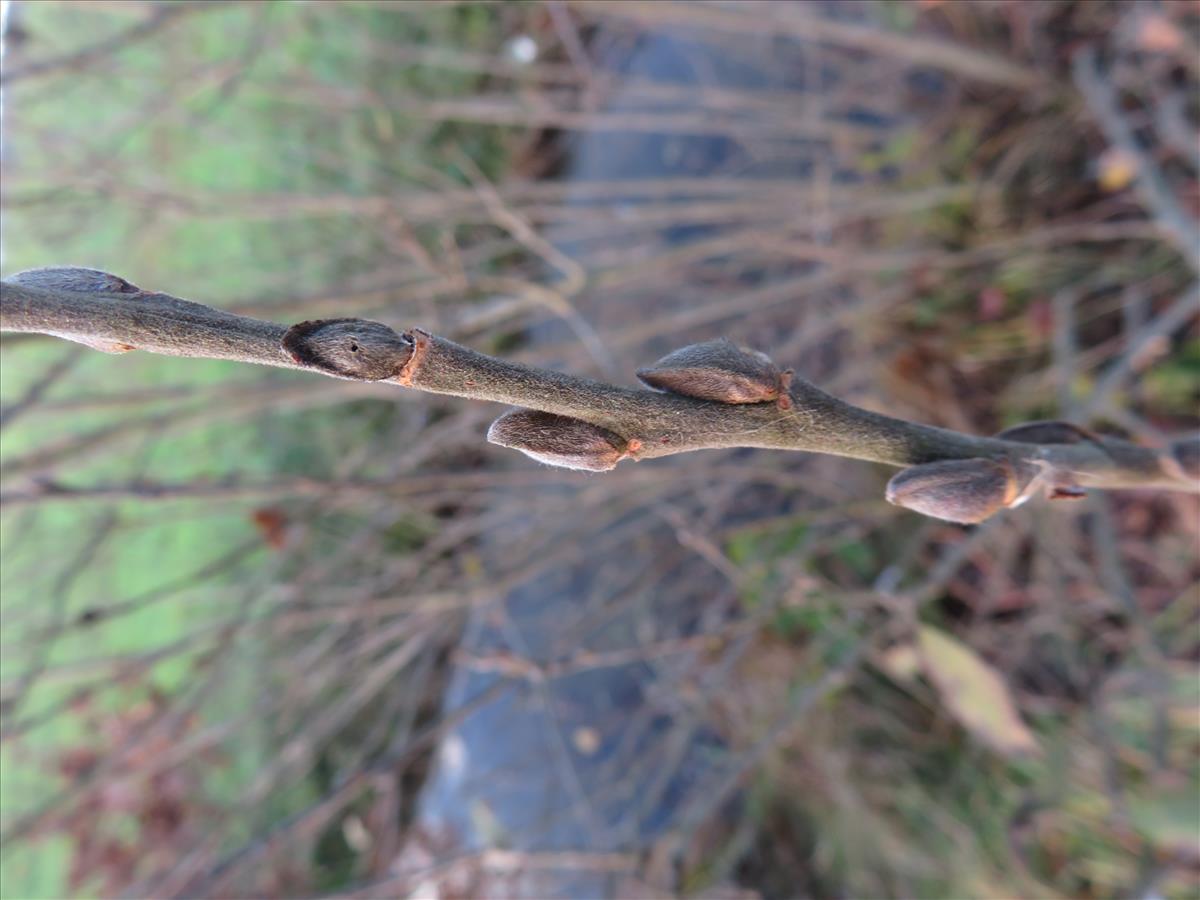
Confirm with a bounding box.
[1,277,1192,493]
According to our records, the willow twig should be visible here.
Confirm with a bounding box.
[2,272,1195,524]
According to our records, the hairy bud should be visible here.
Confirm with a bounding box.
[487,410,629,472]
[282,318,414,380]
[636,339,791,406]
[4,266,142,352]
[995,420,1097,445]
[886,458,1019,524]
[5,266,142,296]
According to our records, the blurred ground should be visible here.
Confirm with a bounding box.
[0,2,1198,898]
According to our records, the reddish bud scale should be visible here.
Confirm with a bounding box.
[636,339,788,405]
[886,458,1019,524]
[487,410,629,472]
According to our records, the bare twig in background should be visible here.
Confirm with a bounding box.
[571,0,1040,90]
[0,1,233,85]
[0,513,117,721]
[1073,47,1200,271]
[1082,283,1200,417]
[0,345,83,429]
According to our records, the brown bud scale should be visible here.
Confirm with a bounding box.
[886,458,1018,524]
[282,318,413,380]
[6,266,142,296]
[637,339,787,405]
[487,410,629,472]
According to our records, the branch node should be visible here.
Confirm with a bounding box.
[777,370,795,410]
[398,328,432,386]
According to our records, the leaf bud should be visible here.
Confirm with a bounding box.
[282,318,414,380]
[995,420,1097,445]
[487,410,628,472]
[4,267,142,352]
[6,266,141,295]
[885,458,1019,524]
[636,338,790,405]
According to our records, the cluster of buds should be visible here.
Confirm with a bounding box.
[487,339,788,472]
[488,340,1191,528]
[884,420,1113,524]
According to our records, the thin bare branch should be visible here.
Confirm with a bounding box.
[1072,47,1200,272]
[570,0,1040,91]
[0,1,236,85]
[0,345,83,429]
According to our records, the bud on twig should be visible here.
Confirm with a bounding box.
[487,410,630,472]
[281,318,414,380]
[5,267,143,353]
[636,338,792,406]
[6,266,142,296]
[886,458,1019,524]
[994,420,1099,445]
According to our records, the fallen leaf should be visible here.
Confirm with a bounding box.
[917,625,1040,757]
